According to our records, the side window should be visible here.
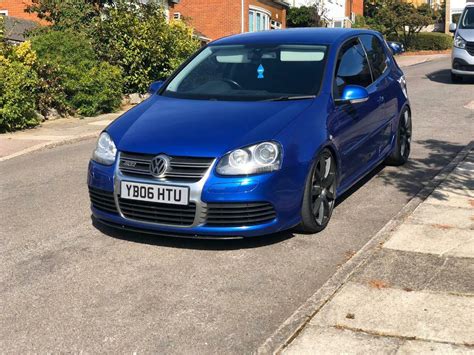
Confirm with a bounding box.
[333,39,373,98]
[360,34,388,81]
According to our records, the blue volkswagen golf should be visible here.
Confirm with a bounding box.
[88,28,411,238]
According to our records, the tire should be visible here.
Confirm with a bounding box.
[298,148,337,234]
[386,107,412,166]
[451,72,462,83]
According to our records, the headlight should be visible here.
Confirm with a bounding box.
[216,142,282,175]
[454,34,466,49]
[92,132,117,165]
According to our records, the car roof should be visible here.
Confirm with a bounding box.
[210,28,380,46]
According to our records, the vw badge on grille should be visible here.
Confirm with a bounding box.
[150,155,169,177]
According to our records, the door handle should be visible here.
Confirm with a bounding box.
[377,96,385,104]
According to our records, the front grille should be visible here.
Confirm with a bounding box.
[89,187,118,214]
[119,152,214,182]
[467,42,474,56]
[206,202,276,227]
[118,198,196,226]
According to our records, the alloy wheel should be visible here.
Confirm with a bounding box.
[311,152,336,226]
[399,109,412,160]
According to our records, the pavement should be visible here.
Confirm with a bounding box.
[0,53,451,163]
[395,53,451,68]
[0,56,473,353]
[281,149,474,354]
[0,112,124,161]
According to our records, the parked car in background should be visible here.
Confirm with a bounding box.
[449,3,474,82]
[88,28,411,238]
[387,41,405,55]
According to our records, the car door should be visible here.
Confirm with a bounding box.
[359,34,394,158]
[328,38,381,187]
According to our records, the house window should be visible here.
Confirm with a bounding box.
[249,6,271,32]
[271,20,282,29]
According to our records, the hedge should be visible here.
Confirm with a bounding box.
[388,32,453,51]
[0,44,41,132]
[30,30,123,117]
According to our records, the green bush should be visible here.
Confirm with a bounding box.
[388,32,453,51]
[96,0,200,94]
[71,62,123,116]
[352,15,369,29]
[409,32,453,51]
[0,55,40,132]
[31,30,123,116]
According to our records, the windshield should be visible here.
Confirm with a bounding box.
[459,7,474,29]
[162,44,328,101]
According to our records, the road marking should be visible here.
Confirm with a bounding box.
[465,101,474,110]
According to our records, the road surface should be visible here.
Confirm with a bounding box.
[1,57,473,353]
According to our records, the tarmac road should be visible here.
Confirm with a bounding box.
[0,57,473,353]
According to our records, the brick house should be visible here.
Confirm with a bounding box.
[289,0,363,28]
[168,0,290,42]
[0,0,42,43]
[1,0,289,43]
[0,0,40,22]
[345,0,364,24]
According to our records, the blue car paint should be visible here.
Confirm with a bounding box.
[88,28,409,237]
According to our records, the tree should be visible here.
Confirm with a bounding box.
[287,3,327,27]
[27,0,200,94]
[26,0,119,37]
[364,0,433,47]
[96,0,199,93]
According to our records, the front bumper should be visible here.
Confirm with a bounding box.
[87,158,305,238]
[451,47,474,76]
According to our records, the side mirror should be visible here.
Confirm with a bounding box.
[335,85,369,105]
[148,80,165,95]
[449,23,457,33]
[387,41,405,55]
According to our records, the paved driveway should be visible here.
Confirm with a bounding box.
[0,57,473,353]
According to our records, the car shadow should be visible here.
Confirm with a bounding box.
[426,69,474,84]
[335,164,385,207]
[377,139,469,198]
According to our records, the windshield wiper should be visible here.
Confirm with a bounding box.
[264,95,316,102]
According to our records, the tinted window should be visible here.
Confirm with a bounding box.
[333,39,372,98]
[459,7,474,29]
[162,44,328,101]
[360,34,388,80]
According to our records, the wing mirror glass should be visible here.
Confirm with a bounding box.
[148,80,165,95]
[387,41,405,55]
[449,23,457,33]
[336,85,369,105]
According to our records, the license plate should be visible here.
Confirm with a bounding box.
[120,181,189,205]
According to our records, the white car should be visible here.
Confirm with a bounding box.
[449,3,474,82]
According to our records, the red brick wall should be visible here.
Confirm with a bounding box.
[345,0,364,17]
[0,0,42,22]
[171,0,287,41]
[171,0,242,41]
[352,0,363,16]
